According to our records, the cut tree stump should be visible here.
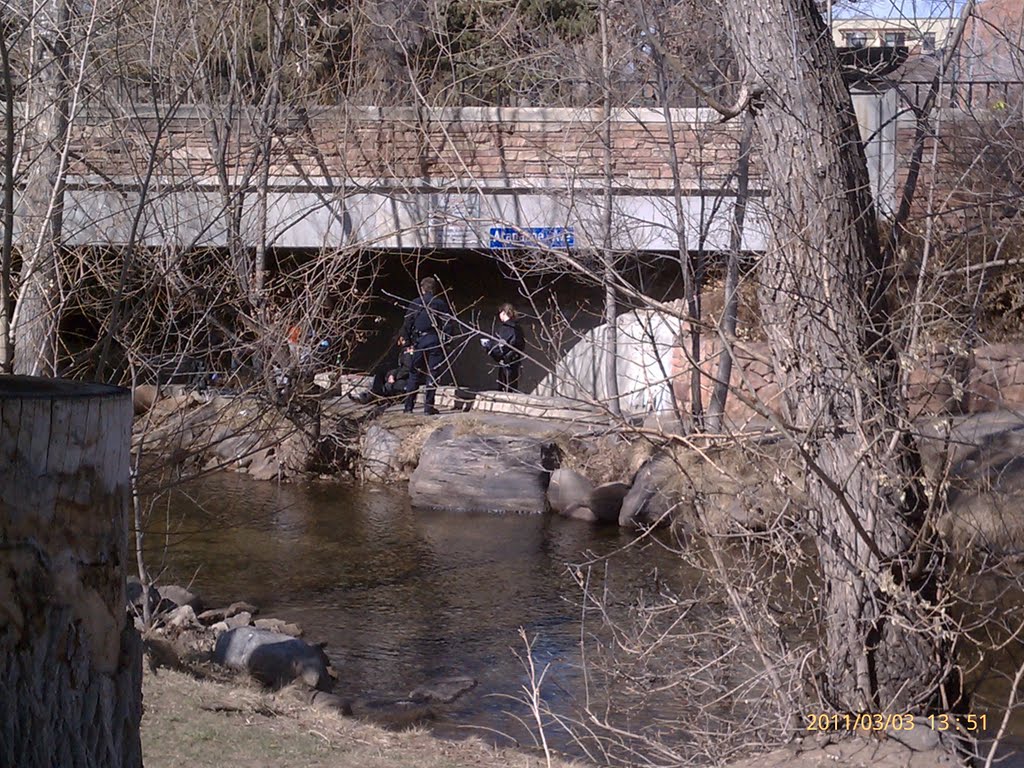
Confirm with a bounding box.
[0,376,142,768]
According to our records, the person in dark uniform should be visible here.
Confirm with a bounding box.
[381,346,414,398]
[401,276,452,415]
[349,345,414,404]
[481,303,525,392]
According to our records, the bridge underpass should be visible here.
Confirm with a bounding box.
[26,93,906,394]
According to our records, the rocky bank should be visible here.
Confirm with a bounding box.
[132,579,477,728]
[133,366,1024,555]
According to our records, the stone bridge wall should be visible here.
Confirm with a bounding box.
[535,307,1024,422]
[70,105,747,189]
[903,114,1024,229]
[668,340,1024,424]
[35,96,1019,250]
[60,105,762,251]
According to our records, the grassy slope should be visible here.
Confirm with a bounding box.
[141,666,967,768]
[141,666,581,768]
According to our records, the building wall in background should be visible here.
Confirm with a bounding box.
[831,16,954,52]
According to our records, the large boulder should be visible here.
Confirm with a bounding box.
[165,605,200,629]
[547,468,594,517]
[409,425,560,512]
[905,344,970,418]
[938,419,1024,553]
[362,425,402,482]
[126,575,159,616]
[132,384,160,415]
[156,584,204,615]
[965,343,1024,413]
[548,471,631,524]
[694,437,805,532]
[618,439,804,533]
[197,601,259,625]
[254,618,303,637]
[620,452,687,528]
[589,481,631,523]
[213,626,333,690]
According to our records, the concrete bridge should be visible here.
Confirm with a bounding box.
[54,93,901,254]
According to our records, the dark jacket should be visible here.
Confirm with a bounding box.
[488,319,524,367]
[385,349,414,394]
[402,292,452,346]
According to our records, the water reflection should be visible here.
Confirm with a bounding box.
[147,472,683,750]
[147,471,1024,764]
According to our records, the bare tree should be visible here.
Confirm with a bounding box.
[718,0,950,713]
[0,14,16,373]
[11,0,72,375]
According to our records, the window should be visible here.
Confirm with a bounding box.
[921,33,936,53]
[846,31,869,48]
[883,31,907,47]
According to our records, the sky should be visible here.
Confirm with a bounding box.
[833,0,967,19]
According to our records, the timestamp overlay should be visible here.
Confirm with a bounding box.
[805,712,988,733]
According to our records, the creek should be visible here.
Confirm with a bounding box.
[148,471,693,752]
[149,471,1024,765]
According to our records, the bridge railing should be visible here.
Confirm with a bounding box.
[103,76,716,111]
[102,71,1024,115]
[898,79,1024,111]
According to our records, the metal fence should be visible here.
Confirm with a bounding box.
[898,80,1024,112]
[100,74,1024,114]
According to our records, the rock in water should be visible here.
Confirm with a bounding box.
[408,676,477,704]
[213,627,333,690]
[589,481,631,523]
[619,452,681,528]
[409,425,560,512]
[362,425,403,481]
[547,468,594,517]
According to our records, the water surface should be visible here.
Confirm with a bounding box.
[148,471,1024,764]
[147,471,687,749]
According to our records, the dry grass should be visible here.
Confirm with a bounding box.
[556,434,655,485]
[392,421,442,472]
[141,666,582,768]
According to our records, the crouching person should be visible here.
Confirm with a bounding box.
[349,346,414,405]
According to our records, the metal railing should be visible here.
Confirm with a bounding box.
[88,73,1024,114]
[898,80,1024,112]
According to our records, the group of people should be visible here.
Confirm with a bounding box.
[349,276,525,415]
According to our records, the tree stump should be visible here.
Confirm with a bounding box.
[0,376,142,768]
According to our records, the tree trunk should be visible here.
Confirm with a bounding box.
[0,28,15,374]
[706,113,753,433]
[12,0,71,376]
[599,3,621,417]
[653,47,702,430]
[253,0,287,304]
[719,0,949,712]
[0,376,143,767]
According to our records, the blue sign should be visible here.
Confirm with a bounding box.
[489,226,575,249]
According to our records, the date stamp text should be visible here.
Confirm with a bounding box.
[805,713,987,733]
